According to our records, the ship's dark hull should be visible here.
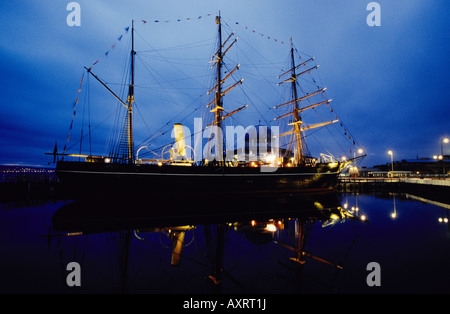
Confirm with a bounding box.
[55,161,343,201]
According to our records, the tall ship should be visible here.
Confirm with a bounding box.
[51,15,359,202]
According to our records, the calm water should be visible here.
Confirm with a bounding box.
[0,192,449,294]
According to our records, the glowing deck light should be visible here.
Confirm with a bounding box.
[104,158,111,163]
[330,213,340,220]
[360,215,366,221]
[265,223,277,232]
[266,154,276,163]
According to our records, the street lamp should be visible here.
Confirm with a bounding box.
[353,148,364,159]
[441,137,449,177]
[353,148,364,168]
[387,150,394,172]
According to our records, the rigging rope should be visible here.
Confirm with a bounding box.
[64,15,361,161]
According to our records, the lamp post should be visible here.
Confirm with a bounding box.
[353,148,364,160]
[387,150,394,172]
[441,137,449,177]
[353,148,364,165]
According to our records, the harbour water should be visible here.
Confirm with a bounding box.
[0,192,449,294]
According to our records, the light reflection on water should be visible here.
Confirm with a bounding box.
[0,192,449,294]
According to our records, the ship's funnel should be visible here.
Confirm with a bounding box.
[173,123,186,160]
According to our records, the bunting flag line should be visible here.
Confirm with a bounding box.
[310,85,360,151]
[87,25,131,70]
[139,14,286,45]
[87,14,215,70]
[140,13,213,24]
[63,72,85,153]
[234,21,286,45]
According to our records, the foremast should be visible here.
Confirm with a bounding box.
[84,20,136,164]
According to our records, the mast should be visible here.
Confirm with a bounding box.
[289,37,304,164]
[207,13,246,162]
[214,13,224,162]
[275,41,338,158]
[215,14,223,128]
[127,20,135,164]
[82,21,135,163]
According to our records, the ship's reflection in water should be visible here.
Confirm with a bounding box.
[50,192,368,293]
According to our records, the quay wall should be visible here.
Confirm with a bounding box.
[338,177,450,204]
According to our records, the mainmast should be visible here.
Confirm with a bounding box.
[289,38,305,163]
[126,20,135,164]
[207,13,246,163]
[214,14,224,162]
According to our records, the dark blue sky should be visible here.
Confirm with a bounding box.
[0,0,449,168]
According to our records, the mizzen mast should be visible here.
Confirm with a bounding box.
[126,20,135,164]
[214,14,223,130]
[289,37,305,164]
[275,38,337,165]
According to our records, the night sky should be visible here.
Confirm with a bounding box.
[0,0,448,168]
